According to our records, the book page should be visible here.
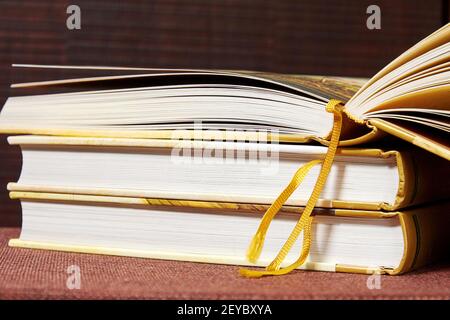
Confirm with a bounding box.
[348,23,450,106]
[11,64,365,103]
[236,72,366,102]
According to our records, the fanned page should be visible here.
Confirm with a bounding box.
[346,23,450,160]
[10,64,364,102]
[0,65,365,143]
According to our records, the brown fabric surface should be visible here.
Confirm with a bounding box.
[0,227,449,300]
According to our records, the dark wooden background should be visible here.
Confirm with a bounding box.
[0,0,448,226]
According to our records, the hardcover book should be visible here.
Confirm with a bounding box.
[8,191,450,275]
[7,135,449,211]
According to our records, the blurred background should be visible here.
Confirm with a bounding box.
[0,0,448,226]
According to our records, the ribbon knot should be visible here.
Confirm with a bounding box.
[326,99,345,113]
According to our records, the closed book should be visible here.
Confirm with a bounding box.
[7,135,449,211]
[9,191,450,275]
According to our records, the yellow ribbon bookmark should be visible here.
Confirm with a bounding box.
[240,99,345,278]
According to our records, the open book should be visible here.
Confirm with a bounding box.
[0,24,448,160]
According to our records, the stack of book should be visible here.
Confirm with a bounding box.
[0,24,449,276]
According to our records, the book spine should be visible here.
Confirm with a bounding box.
[392,147,450,210]
[391,203,450,274]
[369,119,450,161]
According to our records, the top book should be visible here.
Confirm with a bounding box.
[0,24,448,160]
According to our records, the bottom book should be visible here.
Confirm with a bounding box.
[8,191,450,275]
